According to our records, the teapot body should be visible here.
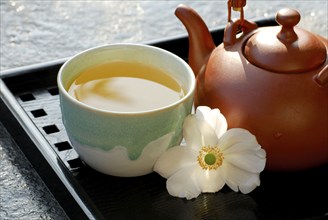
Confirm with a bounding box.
[195,27,328,170]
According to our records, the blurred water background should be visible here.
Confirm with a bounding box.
[1,0,327,70]
[0,1,327,219]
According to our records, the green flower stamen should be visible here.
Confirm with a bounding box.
[198,146,224,170]
[205,153,216,165]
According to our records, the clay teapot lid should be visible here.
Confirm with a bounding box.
[244,8,327,73]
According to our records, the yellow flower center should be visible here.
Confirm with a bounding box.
[197,145,224,170]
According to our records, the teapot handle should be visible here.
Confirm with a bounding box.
[223,19,258,46]
[314,65,328,87]
[224,0,257,46]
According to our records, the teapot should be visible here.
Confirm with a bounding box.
[175,1,328,171]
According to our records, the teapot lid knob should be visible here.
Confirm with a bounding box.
[276,8,300,42]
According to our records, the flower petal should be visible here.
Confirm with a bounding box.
[183,115,203,150]
[223,142,263,156]
[183,114,218,150]
[154,146,197,178]
[218,128,266,173]
[195,106,213,126]
[194,166,226,193]
[224,147,266,173]
[219,128,259,151]
[220,162,261,194]
[196,106,227,138]
[166,165,201,200]
[213,109,228,139]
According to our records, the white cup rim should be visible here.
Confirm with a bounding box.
[57,43,195,116]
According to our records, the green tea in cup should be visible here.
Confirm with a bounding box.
[67,60,185,112]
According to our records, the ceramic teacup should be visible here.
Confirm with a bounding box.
[57,43,195,177]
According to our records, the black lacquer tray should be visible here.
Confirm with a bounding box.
[1,18,327,220]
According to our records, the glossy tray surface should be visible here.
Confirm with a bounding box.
[1,18,327,220]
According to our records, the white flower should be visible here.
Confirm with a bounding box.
[153,106,266,200]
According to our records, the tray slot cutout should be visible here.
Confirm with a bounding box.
[67,158,85,169]
[31,109,47,118]
[48,87,59,96]
[42,124,60,134]
[54,141,72,151]
[19,93,36,102]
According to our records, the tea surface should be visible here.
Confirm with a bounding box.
[67,61,184,112]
